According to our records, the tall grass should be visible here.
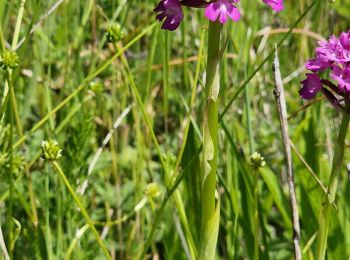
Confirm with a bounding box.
[1,0,350,259]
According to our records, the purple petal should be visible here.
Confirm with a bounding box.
[204,0,241,24]
[299,73,322,100]
[154,0,184,31]
[305,58,331,72]
[263,0,284,12]
[330,65,350,92]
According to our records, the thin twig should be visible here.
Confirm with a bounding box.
[289,140,336,208]
[273,46,302,260]
[288,97,324,120]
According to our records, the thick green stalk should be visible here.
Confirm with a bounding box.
[162,31,170,132]
[199,21,221,260]
[316,111,350,259]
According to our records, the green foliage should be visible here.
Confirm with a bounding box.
[1,0,350,259]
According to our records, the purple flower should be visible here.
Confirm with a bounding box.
[154,0,184,31]
[299,73,322,100]
[154,0,285,31]
[263,0,284,12]
[204,0,241,24]
[330,65,350,92]
[305,58,331,72]
[315,34,350,64]
[301,29,350,106]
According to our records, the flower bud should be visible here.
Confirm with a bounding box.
[144,182,161,198]
[105,24,123,43]
[0,50,19,70]
[41,139,62,161]
[249,152,266,169]
[89,81,104,93]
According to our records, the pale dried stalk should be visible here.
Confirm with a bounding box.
[273,46,302,260]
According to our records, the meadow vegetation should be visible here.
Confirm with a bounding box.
[1,0,350,259]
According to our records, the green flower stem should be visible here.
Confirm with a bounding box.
[2,0,25,104]
[316,111,350,259]
[199,21,221,260]
[7,73,14,259]
[2,1,26,254]
[50,161,111,260]
[162,31,170,132]
[253,168,260,260]
[0,25,4,52]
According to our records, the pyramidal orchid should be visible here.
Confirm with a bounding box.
[300,29,350,260]
[154,0,284,31]
[300,30,350,108]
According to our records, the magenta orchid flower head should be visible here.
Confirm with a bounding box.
[300,29,350,110]
[263,0,284,12]
[154,0,284,31]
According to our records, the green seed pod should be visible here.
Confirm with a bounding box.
[0,50,19,70]
[41,139,62,161]
[144,182,161,198]
[89,81,104,93]
[249,152,266,169]
[105,24,123,43]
